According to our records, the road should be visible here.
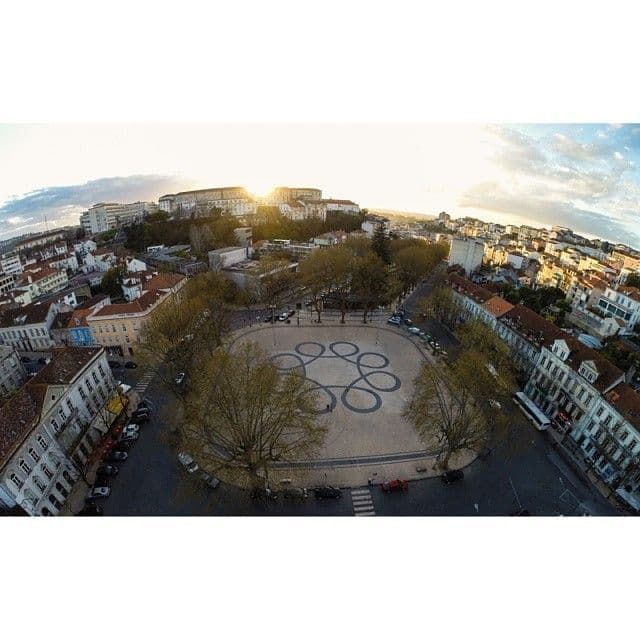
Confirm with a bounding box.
[99,274,620,517]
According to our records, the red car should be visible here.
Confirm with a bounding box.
[381,479,409,493]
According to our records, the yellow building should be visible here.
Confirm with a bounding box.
[86,273,186,357]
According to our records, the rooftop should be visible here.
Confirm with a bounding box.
[447,273,493,303]
[0,303,53,328]
[499,304,564,348]
[482,296,514,318]
[89,290,166,318]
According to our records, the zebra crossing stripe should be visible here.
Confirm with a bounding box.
[355,511,375,516]
[351,489,371,496]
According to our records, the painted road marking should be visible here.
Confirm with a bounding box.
[351,488,375,517]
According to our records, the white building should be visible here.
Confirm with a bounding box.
[208,246,250,271]
[0,252,23,275]
[448,237,485,276]
[0,345,27,398]
[0,347,120,516]
[80,202,156,235]
[0,302,58,351]
[159,187,255,218]
[595,286,640,333]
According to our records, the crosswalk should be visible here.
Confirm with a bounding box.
[134,368,156,395]
[351,487,376,517]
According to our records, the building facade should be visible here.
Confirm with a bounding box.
[448,237,485,276]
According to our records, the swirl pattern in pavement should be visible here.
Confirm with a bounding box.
[270,341,401,414]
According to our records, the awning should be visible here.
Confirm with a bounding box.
[105,394,127,415]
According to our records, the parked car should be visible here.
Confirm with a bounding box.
[313,486,342,500]
[118,432,139,443]
[175,372,186,385]
[197,470,220,489]
[408,326,421,335]
[38,357,50,364]
[20,356,31,363]
[124,361,137,369]
[441,469,464,484]
[386,317,401,326]
[138,400,152,410]
[178,452,199,473]
[282,487,308,500]
[108,360,122,368]
[78,504,103,516]
[123,423,140,433]
[278,312,288,321]
[105,450,128,462]
[381,479,409,493]
[86,486,111,500]
[96,465,119,477]
[403,318,413,326]
[488,399,502,409]
[287,309,295,317]
[110,441,132,452]
[131,412,149,423]
[263,315,274,323]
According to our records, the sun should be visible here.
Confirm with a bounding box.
[247,180,275,198]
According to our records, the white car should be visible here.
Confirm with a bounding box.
[123,423,140,435]
[178,452,199,473]
[175,372,186,385]
[386,317,401,326]
[87,487,110,500]
[408,326,421,335]
[278,313,288,321]
[489,399,502,409]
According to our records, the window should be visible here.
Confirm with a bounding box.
[85,378,93,392]
[28,447,40,463]
[585,394,592,407]
[37,435,48,450]
[66,399,74,413]
[92,372,99,384]
[42,464,53,480]
[79,387,87,400]
[50,418,60,433]
[33,475,46,492]
[48,494,62,509]
[98,364,105,378]
[621,430,629,442]
[41,507,52,516]
[18,459,31,475]
[603,414,612,426]
[10,473,22,489]
[596,406,604,417]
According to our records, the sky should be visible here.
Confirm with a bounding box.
[0,123,639,248]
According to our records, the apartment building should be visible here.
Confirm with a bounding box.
[16,264,69,298]
[0,303,58,351]
[448,237,485,276]
[80,201,156,235]
[0,347,118,516]
[255,239,319,260]
[208,246,250,271]
[595,286,640,333]
[258,186,323,206]
[86,274,186,356]
[0,345,27,398]
[0,252,23,275]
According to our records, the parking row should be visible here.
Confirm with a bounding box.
[76,401,153,516]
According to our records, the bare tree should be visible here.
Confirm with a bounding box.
[404,360,487,469]
[297,249,336,323]
[182,342,327,489]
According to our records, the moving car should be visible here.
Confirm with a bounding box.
[86,487,111,500]
[313,486,342,500]
[78,504,103,516]
[440,469,464,484]
[178,452,199,473]
[96,465,119,477]
[381,479,409,493]
[124,361,137,369]
[386,317,401,326]
[105,451,128,462]
[175,372,186,385]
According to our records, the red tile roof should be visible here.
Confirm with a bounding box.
[618,286,640,303]
[482,296,514,318]
[499,304,564,348]
[88,290,166,318]
[605,384,640,429]
[141,272,186,292]
[562,336,625,393]
[447,273,494,303]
